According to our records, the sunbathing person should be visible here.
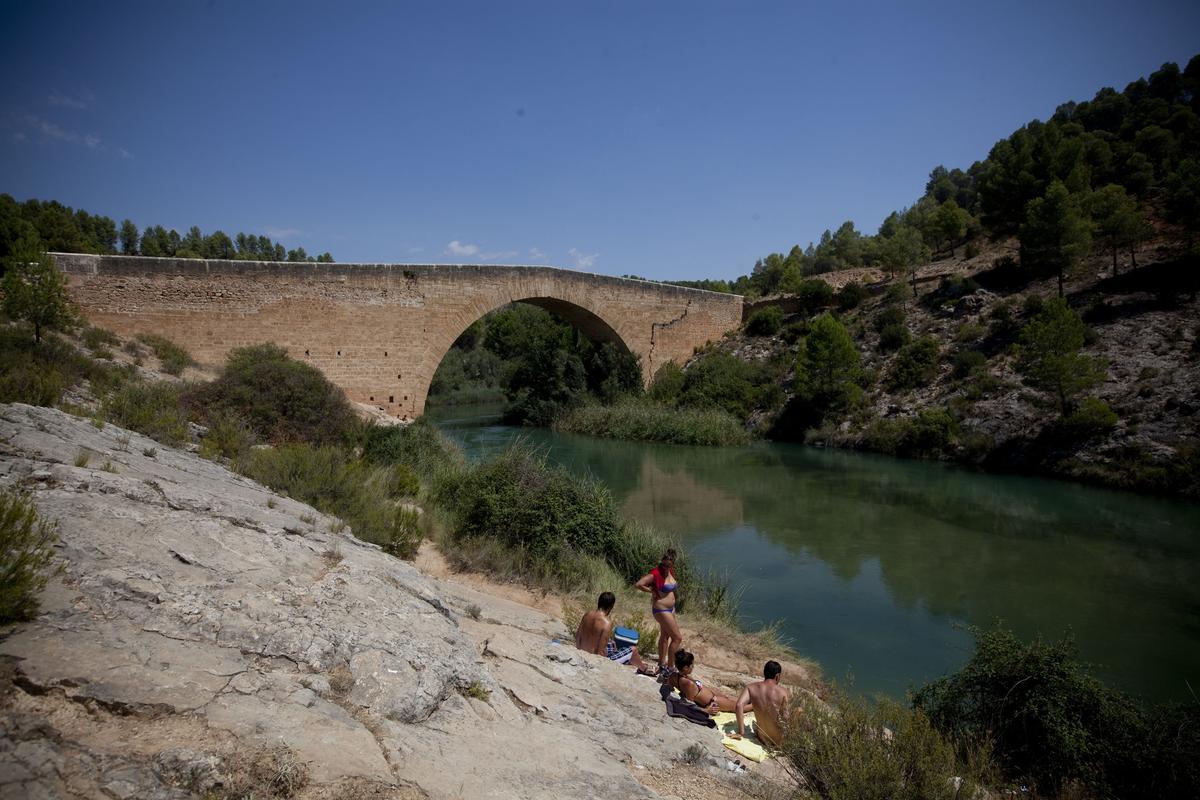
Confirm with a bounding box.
[730,660,792,746]
[574,592,653,672]
[668,649,746,716]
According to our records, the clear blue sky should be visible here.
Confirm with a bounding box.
[2,1,1197,280]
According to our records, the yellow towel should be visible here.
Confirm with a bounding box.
[712,712,772,762]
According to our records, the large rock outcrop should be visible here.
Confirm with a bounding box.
[0,405,772,799]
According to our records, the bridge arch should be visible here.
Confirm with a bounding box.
[54,255,744,419]
[420,295,637,413]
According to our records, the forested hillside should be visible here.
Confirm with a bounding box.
[0,194,334,263]
[671,56,1199,298]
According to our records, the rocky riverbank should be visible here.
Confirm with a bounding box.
[0,404,797,799]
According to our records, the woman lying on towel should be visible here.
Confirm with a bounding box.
[668,650,748,716]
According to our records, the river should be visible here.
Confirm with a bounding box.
[427,403,1200,703]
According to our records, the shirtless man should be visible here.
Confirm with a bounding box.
[731,660,792,746]
[574,592,651,671]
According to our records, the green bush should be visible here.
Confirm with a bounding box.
[647,362,684,405]
[188,343,358,445]
[81,326,119,351]
[836,281,868,311]
[136,333,195,376]
[0,491,58,623]
[887,336,941,390]
[240,444,422,558]
[199,408,255,462]
[863,408,960,459]
[435,442,622,564]
[914,625,1199,799]
[785,688,988,800]
[433,443,690,591]
[103,380,188,446]
[794,279,834,314]
[951,349,987,379]
[678,351,781,420]
[745,305,783,336]
[0,327,97,407]
[878,322,910,352]
[361,419,465,483]
[874,304,906,333]
[779,318,809,344]
[884,281,912,305]
[554,400,750,446]
[1060,397,1118,439]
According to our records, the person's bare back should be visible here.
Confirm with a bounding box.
[575,608,612,655]
[734,661,792,746]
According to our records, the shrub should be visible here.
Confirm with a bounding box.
[188,343,358,445]
[836,281,868,310]
[794,279,834,314]
[136,333,195,376]
[434,443,688,590]
[240,444,422,557]
[878,323,910,352]
[873,304,906,333]
[199,408,255,462]
[648,361,684,405]
[81,326,119,351]
[103,380,188,446]
[965,241,981,259]
[863,408,959,459]
[436,443,622,563]
[951,349,987,379]
[0,327,102,407]
[745,305,783,336]
[954,321,986,344]
[678,351,781,420]
[785,688,987,800]
[1060,397,1118,439]
[554,400,751,446]
[913,625,1198,799]
[361,419,465,483]
[0,491,58,622]
[1022,293,1046,318]
[884,281,912,305]
[780,319,809,344]
[887,336,941,390]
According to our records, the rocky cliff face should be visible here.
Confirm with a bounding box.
[0,404,772,799]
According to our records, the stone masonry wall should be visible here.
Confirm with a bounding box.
[55,254,743,418]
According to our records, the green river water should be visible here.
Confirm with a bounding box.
[427,404,1200,703]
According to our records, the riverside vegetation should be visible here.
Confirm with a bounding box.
[3,286,1197,799]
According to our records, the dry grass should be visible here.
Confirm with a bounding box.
[218,744,310,799]
[327,663,355,696]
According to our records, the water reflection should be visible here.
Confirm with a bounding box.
[429,404,1200,702]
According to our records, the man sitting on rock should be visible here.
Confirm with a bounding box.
[730,660,792,747]
[574,591,653,672]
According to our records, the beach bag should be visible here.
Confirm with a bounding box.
[613,626,639,650]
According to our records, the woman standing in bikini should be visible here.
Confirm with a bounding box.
[636,549,684,672]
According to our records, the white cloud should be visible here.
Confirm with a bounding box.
[22,113,128,158]
[407,246,424,254]
[528,247,546,262]
[445,240,480,257]
[48,92,89,110]
[12,131,28,143]
[568,248,599,270]
[444,241,518,262]
[265,227,304,240]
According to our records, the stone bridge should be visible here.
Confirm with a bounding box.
[54,254,744,418]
